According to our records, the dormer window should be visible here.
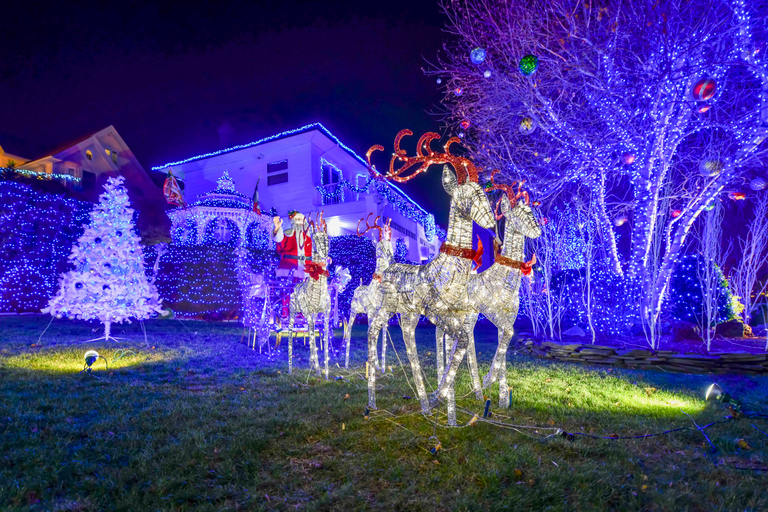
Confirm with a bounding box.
[85,150,93,160]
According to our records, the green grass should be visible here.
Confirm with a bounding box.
[1,316,768,511]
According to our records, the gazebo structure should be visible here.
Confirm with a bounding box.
[167,171,273,248]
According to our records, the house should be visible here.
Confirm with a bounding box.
[2,126,169,240]
[152,123,443,262]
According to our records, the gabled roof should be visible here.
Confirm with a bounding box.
[150,122,430,218]
[151,122,366,171]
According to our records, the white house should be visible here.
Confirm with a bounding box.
[152,123,442,262]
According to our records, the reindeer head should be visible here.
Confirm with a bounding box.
[367,130,495,230]
[306,211,329,261]
[490,171,542,240]
[357,213,394,263]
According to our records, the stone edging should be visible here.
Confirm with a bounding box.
[519,340,768,375]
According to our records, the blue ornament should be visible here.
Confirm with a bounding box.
[75,283,83,289]
[483,70,492,78]
[94,237,102,244]
[470,47,487,65]
[116,231,123,237]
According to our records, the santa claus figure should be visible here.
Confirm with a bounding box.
[272,211,313,279]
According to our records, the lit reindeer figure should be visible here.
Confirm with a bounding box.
[365,130,496,418]
[288,212,332,378]
[437,173,542,413]
[343,214,394,369]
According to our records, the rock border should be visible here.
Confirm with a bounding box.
[520,340,768,375]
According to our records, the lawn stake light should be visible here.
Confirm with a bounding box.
[705,383,742,413]
[81,350,108,374]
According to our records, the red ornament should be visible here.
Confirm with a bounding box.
[671,209,682,218]
[728,191,746,201]
[460,119,471,130]
[692,78,716,101]
[622,153,636,165]
[698,105,711,114]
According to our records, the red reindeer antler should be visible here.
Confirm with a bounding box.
[366,129,480,184]
[357,213,383,241]
[490,170,530,211]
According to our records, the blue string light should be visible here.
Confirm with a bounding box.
[0,182,91,313]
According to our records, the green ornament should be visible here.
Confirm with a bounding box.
[519,54,539,76]
[483,180,493,192]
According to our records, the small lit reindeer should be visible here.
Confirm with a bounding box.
[436,173,542,413]
[343,214,394,369]
[364,130,496,421]
[288,212,332,378]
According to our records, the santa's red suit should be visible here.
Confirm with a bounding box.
[272,215,312,279]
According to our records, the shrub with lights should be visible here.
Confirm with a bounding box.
[665,254,736,326]
[0,181,92,313]
[329,235,376,321]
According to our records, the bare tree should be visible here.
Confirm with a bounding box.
[693,201,727,351]
[729,194,768,347]
[431,0,768,346]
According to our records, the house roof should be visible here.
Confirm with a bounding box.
[150,122,430,217]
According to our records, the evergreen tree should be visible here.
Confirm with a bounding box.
[44,176,162,340]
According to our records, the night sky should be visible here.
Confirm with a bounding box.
[1,0,452,223]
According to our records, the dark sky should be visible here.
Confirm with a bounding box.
[0,0,452,224]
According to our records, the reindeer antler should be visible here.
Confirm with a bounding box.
[490,170,530,209]
[366,129,480,184]
[357,213,383,240]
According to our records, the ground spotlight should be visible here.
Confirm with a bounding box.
[81,350,108,374]
[705,383,740,412]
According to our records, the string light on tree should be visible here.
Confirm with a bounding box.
[43,176,163,341]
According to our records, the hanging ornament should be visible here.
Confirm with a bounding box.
[484,70,492,78]
[543,156,552,163]
[519,117,536,135]
[103,285,110,290]
[454,87,464,96]
[613,216,627,227]
[728,191,746,200]
[94,237,102,244]
[519,54,539,76]
[436,78,442,84]
[622,153,636,165]
[698,105,711,114]
[116,231,123,237]
[704,202,716,211]
[75,282,83,289]
[458,132,465,138]
[699,158,723,176]
[470,47,487,65]
[692,78,717,101]
[671,209,682,218]
[460,119,471,130]
[750,176,767,191]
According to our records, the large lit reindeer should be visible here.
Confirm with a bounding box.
[364,130,496,418]
[436,173,542,414]
[343,214,394,369]
[288,212,332,379]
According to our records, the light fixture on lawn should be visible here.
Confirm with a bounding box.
[81,350,108,374]
[705,383,740,411]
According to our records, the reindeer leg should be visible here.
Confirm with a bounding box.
[495,318,516,409]
[323,311,329,380]
[400,313,430,415]
[435,327,445,379]
[367,311,387,410]
[430,315,469,411]
[380,326,388,373]
[344,309,356,369]
[465,313,483,401]
[288,299,296,374]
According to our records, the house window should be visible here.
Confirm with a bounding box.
[267,160,288,173]
[111,151,118,163]
[268,173,288,186]
[85,150,93,160]
[390,220,416,240]
[321,160,344,205]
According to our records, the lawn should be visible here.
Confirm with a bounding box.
[2,316,768,511]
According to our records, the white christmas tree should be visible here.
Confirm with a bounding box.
[43,176,162,341]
